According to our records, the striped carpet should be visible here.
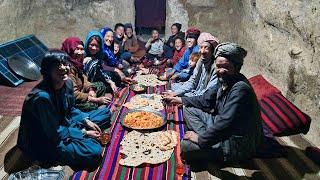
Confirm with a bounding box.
[72,83,191,180]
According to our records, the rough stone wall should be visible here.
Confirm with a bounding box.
[237,0,320,145]
[0,0,135,47]
[166,0,241,41]
[165,0,189,37]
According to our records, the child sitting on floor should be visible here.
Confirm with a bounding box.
[160,52,200,82]
[113,40,121,61]
[145,29,164,60]
[166,36,186,68]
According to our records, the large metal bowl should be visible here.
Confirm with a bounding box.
[7,55,41,81]
[120,109,167,131]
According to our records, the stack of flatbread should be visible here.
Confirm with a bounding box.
[119,130,178,167]
[123,94,164,111]
[134,74,167,87]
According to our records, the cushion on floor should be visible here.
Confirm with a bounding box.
[248,74,281,100]
[249,75,311,136]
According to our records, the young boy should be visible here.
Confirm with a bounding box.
[113,40,121,59]
[114,39,130,70]
[165,52,200,82]
[145,29,164,60]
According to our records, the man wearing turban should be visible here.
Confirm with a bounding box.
[164,42,263,163]
[168,32,219,97]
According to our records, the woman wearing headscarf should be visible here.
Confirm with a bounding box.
[83,30,124,88]
[98,28,136,85]
[100,27,126,68]
[163,23,185,59]
[61,37,112,112]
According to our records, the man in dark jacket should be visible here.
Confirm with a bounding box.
[163,42,263,162]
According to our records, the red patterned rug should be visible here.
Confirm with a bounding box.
[0,81,39,116]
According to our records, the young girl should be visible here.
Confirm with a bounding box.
[113,40,121,59]
[61,37,113,112]
[163,23,185,59]
[83,31,118,90]
[166,36,186,67]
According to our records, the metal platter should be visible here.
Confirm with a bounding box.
[120,109,167,131]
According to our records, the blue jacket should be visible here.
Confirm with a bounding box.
[17,80,111,165]
[173,45,199,72]
[100,27,120,67]
[178,66,195,82]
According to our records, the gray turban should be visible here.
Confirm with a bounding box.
[214,42,247,66]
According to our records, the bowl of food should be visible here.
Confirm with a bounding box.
[99,132,111,146]
[130,84,147,93]
[121,110,167,130]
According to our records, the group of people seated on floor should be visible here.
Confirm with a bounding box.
[15,22,264,171]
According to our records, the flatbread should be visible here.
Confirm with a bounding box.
[123,94,164,111]
[119,130,178,167]
[134,74,167,87]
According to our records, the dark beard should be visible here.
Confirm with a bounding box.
[218,74,234,85]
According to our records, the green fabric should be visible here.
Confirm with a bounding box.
[75,81,107,112]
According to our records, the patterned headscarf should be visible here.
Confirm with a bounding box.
[197,32,219,48]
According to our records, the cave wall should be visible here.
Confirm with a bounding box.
[166,0,241,41]
[237,0,320,145]
[0,0,135,47]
